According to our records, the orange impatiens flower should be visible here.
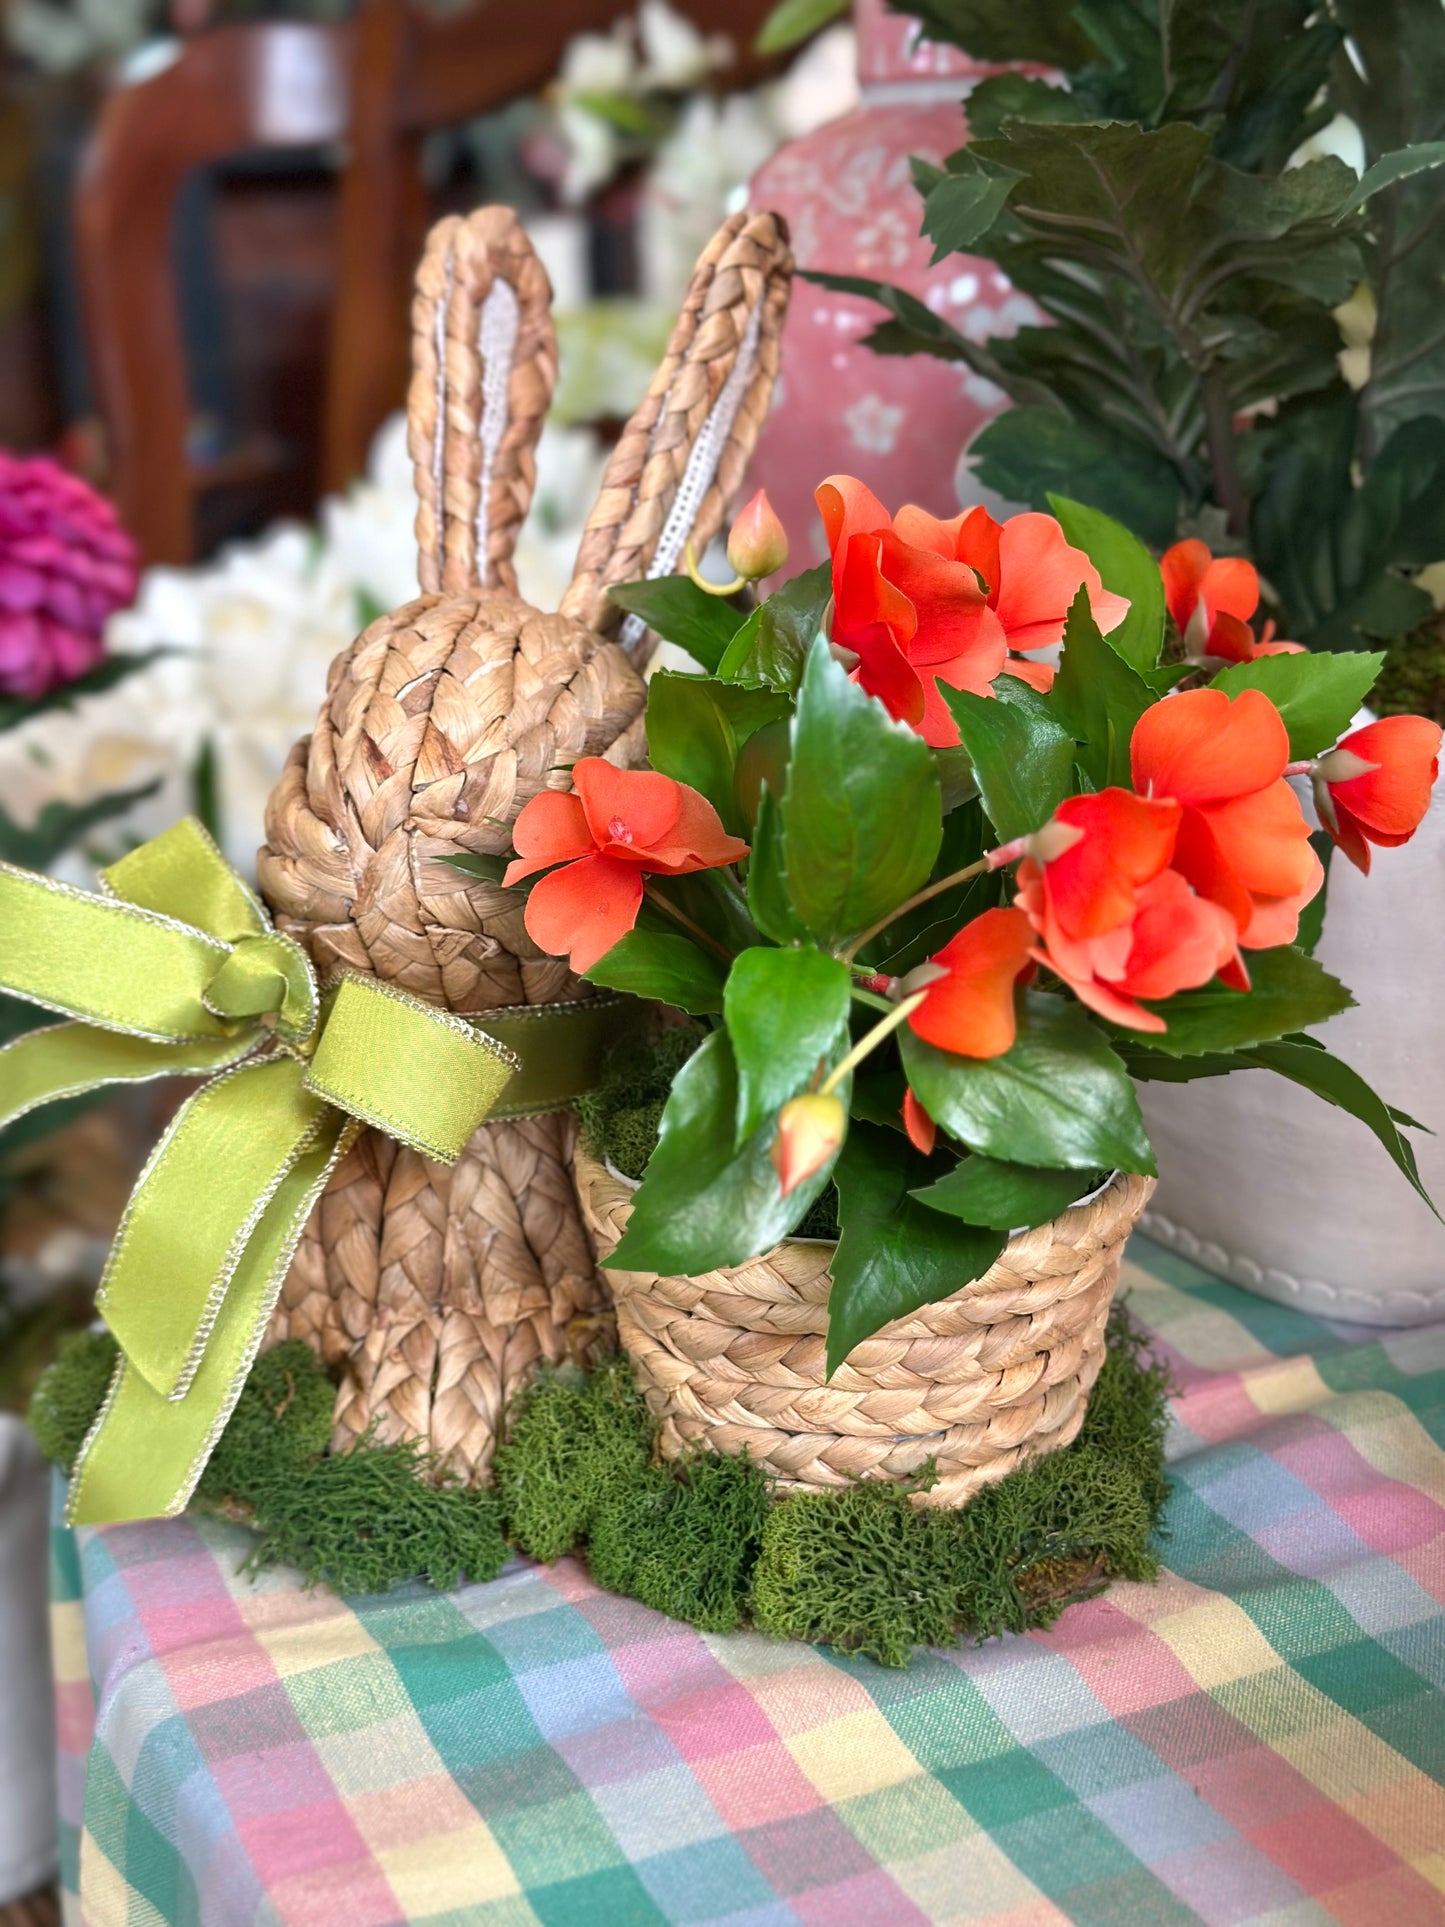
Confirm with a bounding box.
[817,476,1002,748]
[1023,790,1183,942]
[1160,538,1301,663]
[1312,715,1443,873]
[905,906,1035,1058]
[504,759,747,974]
[1130,686,1322,962]
[895,502,1131,684]
[1017,859,1240,1032]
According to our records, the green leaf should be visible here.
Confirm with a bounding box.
[941,682,1074,842]
[724,945,851,1144]
[608,1031,843,1274]
[965,74,1089,139]
[901,991,1156,1174]
[0,648,171,735]
[1211,651,1385,758]
[779,639,942,949]
[583,930,727,1016]
[717,564,832,691]
[1245,1040,1437,1217]
[968,410,1184,551]
[607,577,745,673]
[441,850,509,885]
[891,0,1098,68]
[1050,588,1156,789]
[1349,142,1445,212]
[1047,495,1165,671]
[910,1156,1099,1229]
[645,672,790,834]
[917,151,1024,259]
[0,781,162,870]
[745,785,808,945]
[826,1124,1007,1377]
[1125,946,1354,1055]
[1293,833,1333,957]
[755,0,847,53]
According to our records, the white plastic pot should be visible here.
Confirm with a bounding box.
[1139,786,1445,1325]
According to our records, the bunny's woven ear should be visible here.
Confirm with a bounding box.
[408,207,557,596]
[560,209,793,650]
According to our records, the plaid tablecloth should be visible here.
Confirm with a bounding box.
[51,1237,1445,1927]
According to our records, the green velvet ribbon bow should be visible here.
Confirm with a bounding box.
[0,819,620,1527]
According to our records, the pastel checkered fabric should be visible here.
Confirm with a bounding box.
[51,1238,1445,1927]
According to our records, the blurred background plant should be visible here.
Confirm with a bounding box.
[816,0,1445,708]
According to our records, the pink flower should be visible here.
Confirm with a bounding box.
[0,453,138,700]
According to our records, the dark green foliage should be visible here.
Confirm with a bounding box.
[575,1024,704,1181]
[26,1330,119,1467]
[493,1359,652,1562]
[588,1453,772,1634]
[751,1310,1171,1664]
[1373,612,1445,727]
[29,1308,1170,1669]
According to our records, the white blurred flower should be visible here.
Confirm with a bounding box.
[640,91,783,304]
[636,0,730,90]
[771,22,859,140]
[558,23,639,97]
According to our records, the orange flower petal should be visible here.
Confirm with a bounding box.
[1201,555,1260,625]
[573,758,682,857]
[1237,846,1324,952]
[643,785,750,874]
[1198,780,1315,903]
[902,1088,936,1156]
[833,530,918,657]
[1206,611,1261,663]
[1330,715,1442,839]
[990,513,1129,651]
[1170,807,1254,937]
[1160,540,1210,634]
[504,789,593,884]
[815,474,892,555]
[1131,686,1288,807]
[892,502,969,561]
[1046,790,1182,940]
[1114,868,1240,999]
[999,656,1056,693]
[952,505,1003,601]
[875,529,991,668]
[907,906,1033,1058]
[521,853,643,974]
[1327,797,1373,874]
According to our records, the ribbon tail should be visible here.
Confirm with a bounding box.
[67,1112,353,1525]
[0,1020,256,1132]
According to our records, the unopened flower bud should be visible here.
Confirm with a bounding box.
[771,1092,846,1197]
[726,489,789,581]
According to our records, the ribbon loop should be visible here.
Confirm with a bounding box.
[204,932,317,1040]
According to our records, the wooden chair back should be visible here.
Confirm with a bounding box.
[74,22,350,566]
[323,0,781,492]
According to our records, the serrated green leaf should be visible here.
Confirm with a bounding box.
[901,991,1156,1174]
[891,0,1097,68]
[1124,946,1353,1054]
[607,576,745,673]
[779,639,942,949]
[1211,651,1384,758]
[583,930,727,1016]
[745,784,808,945]
[1047,495,1165,671]
[911,1155,1098,1229]
[724,945,851,1144]
[645,672,790,834]
[608,1030,843,1275]
[1050,588,1156,788]
[717,564,832,691]
[941,682,1073,842]
[755,0,847,53]
[826,1123,1006,1377]
[1349,142,1445,212]
[919,152,1024,260]
[965,74,1088,138]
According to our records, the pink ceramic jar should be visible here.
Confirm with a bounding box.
[748,0,1038,563]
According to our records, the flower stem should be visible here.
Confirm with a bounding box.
[820,991,927,1096]
[839,857,992,964]
[642,884,733,961]
[684,540,747,600]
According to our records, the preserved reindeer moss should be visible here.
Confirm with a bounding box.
[29,1309,1170,1665]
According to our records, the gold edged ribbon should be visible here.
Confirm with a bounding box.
[0,820,632,1526]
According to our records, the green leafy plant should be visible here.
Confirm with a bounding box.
[490,482,1439,1377]
[815,0,1445,657]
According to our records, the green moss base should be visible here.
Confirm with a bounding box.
[31,1311,1170,1667]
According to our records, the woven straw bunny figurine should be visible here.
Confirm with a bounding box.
[259,205,793,1484]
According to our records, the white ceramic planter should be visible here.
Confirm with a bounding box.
[1140,786,1445,1325]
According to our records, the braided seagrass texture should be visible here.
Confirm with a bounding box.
[575,1147,1155,1508]
[260,206,793,1484]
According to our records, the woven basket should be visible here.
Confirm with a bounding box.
[574,1147,1155,1508]
[258,204,793,1484]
